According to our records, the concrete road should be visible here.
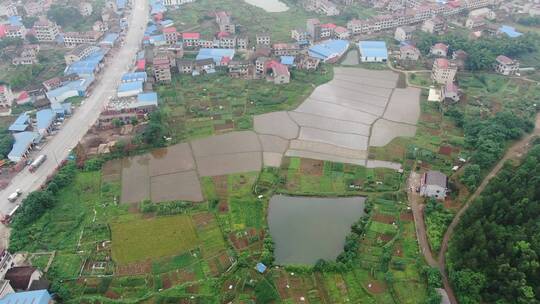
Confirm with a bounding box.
[0,0,149,247]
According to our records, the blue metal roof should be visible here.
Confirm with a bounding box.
[0,290,51,304]
[46,77,94,101]
[499,25,523,38]
[308,39,349,61]
[196,48,235,64]
[280,56,295,66]
[118,81,143,93]
[161,19,174,27]
[150,0,166,14]
[145,24,158,36]
[100,33,119,45]
[357,41,388,60]
[117,0,126,9]
[8,16,22,27]
[121,72,148,82]
[64,49,105,77]
[137,92,158,103]
[8,131,38,162]
[9,113,30,132]
[36,109,55,131]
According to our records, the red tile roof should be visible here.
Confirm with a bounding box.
[496,55,514,65]
[334,26,348,34]
[162,27,177,34]
[266,60,289,76]
[434,58,450,69]
[433,43,448,52]
[182,32,200,40]
[216,31,229,39]
[321,23,337,29]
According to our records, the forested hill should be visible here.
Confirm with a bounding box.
[447,142,540,304]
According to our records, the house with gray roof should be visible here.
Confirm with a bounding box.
[420,170,448,200]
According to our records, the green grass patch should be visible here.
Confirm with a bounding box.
[111,215,199,265]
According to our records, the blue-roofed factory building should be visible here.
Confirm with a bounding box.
[7,132,38,162]
[64,50,105,77]
[99,33,119,47]
[196,48,236,65]
[308,39,349,63]
[117,81,144,98]
[358,41,388,62]
[46,76,94,103]
[121,72,148,83]
[36,109,56,136]
[0,290,53,304]
[9,113,30,132]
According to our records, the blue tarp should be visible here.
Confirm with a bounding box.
[36,109,55,132]
[308,39,349,62]
[8,16,22,27]
[499,25,523,38]
[9,113,30,132]
[196,48,235,65]
[357,41,388,61]
[7,131,38,162]
[256,263,267,273]
[0,290,52,304]
[121,72,148,83]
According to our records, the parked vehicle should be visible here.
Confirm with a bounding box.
[29,155,47,173]
[1,205,20,225]
[7,189,22,203]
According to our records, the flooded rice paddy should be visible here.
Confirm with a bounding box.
[242,0,289,12]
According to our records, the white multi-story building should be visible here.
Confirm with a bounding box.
[33,19,59,42]
[431,58,457,85]
[0,85,14,108]
[5,25,26,39]
[495,55,519,76]
[256,33,271,46]
[63,31,103,47]
[163,0,195,5]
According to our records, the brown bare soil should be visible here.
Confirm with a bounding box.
[105,290,120,299]
[372,213,395,224]
[192,212,214,229]
[400,211,413,221]
[438,146,453,156]
[365,279,386,294]
[116,260,152,276]
[162,274,172,289]
[300,158,324,176]
[378,233,394,242]
[393,243,404,257]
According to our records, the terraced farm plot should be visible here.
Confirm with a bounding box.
[111,215,199,265]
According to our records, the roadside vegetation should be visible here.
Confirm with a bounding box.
[447,142,540,303]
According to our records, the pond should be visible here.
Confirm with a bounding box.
[243,0,289,12]
[268,195,366,265]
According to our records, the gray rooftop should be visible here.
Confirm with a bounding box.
[426,170,447,188]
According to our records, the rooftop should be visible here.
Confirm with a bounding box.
[8,132,38,161]
[496,55,515,65]
[118,81,143,93]
[357,41,388,59]
[425,170,447,188]
[9,113,30,132]
[121,72,148,82]
[196,48,235,65]
[308,39,349,62]
[0,289,52,304]
[36,109,55,131]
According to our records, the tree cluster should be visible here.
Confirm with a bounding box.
[0,129,14,160]
[448,144,540,303]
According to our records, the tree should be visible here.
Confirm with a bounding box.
[460,164,481,190]
[142,110,168,147]
[47,5,83,28]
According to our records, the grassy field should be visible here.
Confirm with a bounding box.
[111,215,199,265]
[167,0,375,42]
[158,68,333,143]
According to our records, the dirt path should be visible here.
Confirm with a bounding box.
[407,172,437,267]
[437,112,540,304]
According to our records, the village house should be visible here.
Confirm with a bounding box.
[0,85,14,108]
[177,59,194,74]
[430,43,449,57]
[236,35,248,50]
[163,27,178,45]
[319,23,335,39]
[100,92,158,127]
[420,170,448,200]
[465,16,486,30]
[399,45,420,61]
[394,25,415,42]
[215,11,235,34]
[228,60,251,79]
[181,32,200,47]
[5,25,26,39]
[266,60,290,84]
[63,31,103,47]
[421,17,446,34]
[495,55,519,76]
[256,33,271,46]
[12,45,39,65]
[291,28,308,42]
[297,55,320,71]
[0,3,18,17]
[333,26,350,39]
[272,43,301,56]
[153,57,172,83]
[441,82,460,103]
[468,7,496,20]
[93,21,109,32]
[32,19,59,42]
[64,45,99,65]
[431,58,457,85]
[255,57,270,75]
[4,266,43,291]
[193,58,216,75]
[219,35,236,49]
[307,18,322,41]
[303,0,340,16]
[79,2,93,16]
